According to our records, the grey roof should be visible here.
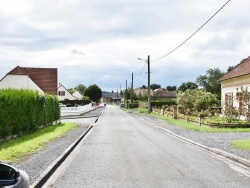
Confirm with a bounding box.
[102,92,122,99]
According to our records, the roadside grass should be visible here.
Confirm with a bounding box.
[128,108,250,133]
[230,139,250,151]
[150,113,250,133]
[127,107,250,152]
[0,122,77,162]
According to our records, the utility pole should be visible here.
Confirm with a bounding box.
[131,72,133,103]
[138,56,151,113]
[117,89,119,104]
[125,80,127,108]
[147,55,151,114]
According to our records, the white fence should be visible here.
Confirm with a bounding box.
[60,103,93,116]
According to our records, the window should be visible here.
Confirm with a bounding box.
[58,91,65,96]
[225,93,233,107]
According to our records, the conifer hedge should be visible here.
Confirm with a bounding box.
[0,89,60,139]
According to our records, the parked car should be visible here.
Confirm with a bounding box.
[99,103,106,107]
[0,162,29,188]
[120,103,124,108]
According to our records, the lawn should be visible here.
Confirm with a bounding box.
[0,122,77,162]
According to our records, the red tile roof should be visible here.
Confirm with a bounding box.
[6,66,58,95]
[218,56,250,81]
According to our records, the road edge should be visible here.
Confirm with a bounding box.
[132,113,250,168]
[30,125,93,188]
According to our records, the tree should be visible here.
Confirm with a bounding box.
[195,68,224,97]
[177,89,219,115]
[227,66,234,73]
[178,82,198,92]
[166,86,177,91]
[84,84,102,102]
[74,84,86,94]
[141,85,147,89]
[150,84,161,90]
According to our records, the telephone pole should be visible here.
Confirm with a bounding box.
[138,55,151,113]
[147,55,151,114]
[131,72,133,103]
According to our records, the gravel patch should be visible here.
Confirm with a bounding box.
[15,124,91,185]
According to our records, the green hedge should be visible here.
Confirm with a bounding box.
[128,102,139,109]
[151,100,177,108]
[0,89,60,139]
[60,99,91,107]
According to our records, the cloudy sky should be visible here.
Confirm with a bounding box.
[0,0,249,92]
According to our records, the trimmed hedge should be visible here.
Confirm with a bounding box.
[0,89,60,139]
[60,99,91,107]
[128,102,139,109]
[151,100,177,108]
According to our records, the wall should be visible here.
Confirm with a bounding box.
[0,74,44,93]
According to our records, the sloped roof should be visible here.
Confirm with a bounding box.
[218,56,250,81]
[102,92,122,99]
[3,66,58,95]
[153,89,176,98]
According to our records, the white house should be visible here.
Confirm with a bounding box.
[0,74,44,93]
[218,56,250,114]
[0,66,58,95]
[72,91,83,99]
[57,84,77,101]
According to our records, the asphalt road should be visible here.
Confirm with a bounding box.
[49,105,250,188]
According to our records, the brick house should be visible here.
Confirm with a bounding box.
[0,66,58,95]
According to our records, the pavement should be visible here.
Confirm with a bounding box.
[16,107,250,187]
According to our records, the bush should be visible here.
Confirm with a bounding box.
[151,100,177,108]
[128,103,139,109]
[0,89,60,139]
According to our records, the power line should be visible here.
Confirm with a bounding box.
[134,61,147,83]
[152,0,231,61]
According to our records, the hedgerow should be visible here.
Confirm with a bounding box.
[0,89,60,139]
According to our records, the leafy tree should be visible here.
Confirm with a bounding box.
[178,82,198,92]
[137,90,148,101]
[195,68,224,97]
[166,86,177,91]
[74,84,86,94]
[68,88,75,94]
[141,85,147,89]
[84,84,102,102]
[227,66,234,73]
[177,89,219,116]
[150,84,161,90]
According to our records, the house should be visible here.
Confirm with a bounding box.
[101,91,122,103]
[133,88,176,100]
[133,89,154,96]
[153,88,176,100]
[218,56,250,114]
[57,83,78,101]
[72,90,83,99]
[0,66,57,95]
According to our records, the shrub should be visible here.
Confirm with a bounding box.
[0,89,60,139]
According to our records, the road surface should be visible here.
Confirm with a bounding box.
[48,105,250,188]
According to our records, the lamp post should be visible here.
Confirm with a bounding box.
[122,79,128,108]
[138,55,151,113]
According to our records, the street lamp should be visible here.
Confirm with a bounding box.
[138,55,151,114]
[122,79,128,108]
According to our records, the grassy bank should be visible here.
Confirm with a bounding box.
[0,122,77,162]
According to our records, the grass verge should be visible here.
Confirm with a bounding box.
[130,108,250,151]
[0,122,77,162]
[127,108,250,133]
[230,139,250,151]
